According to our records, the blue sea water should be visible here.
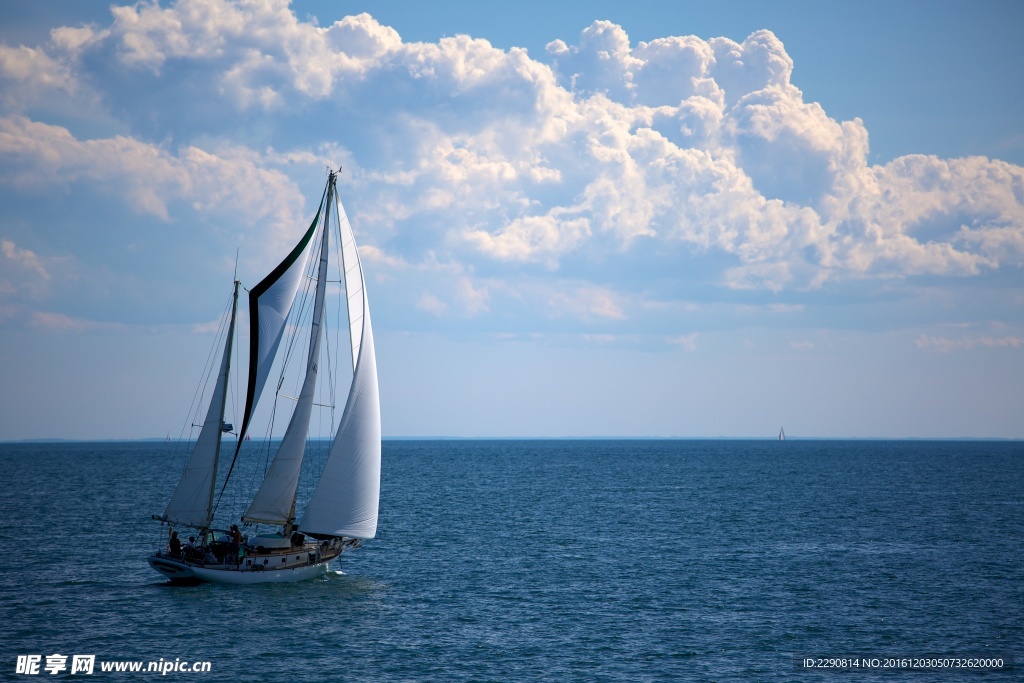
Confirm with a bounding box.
[1,439,1021,681]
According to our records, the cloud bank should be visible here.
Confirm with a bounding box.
[1,0,1022,329]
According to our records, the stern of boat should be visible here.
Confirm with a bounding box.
[148,553,199,583]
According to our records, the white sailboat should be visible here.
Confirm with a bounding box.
[149,170,380,584]
[778,427,786,441]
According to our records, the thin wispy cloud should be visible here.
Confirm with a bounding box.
[915,335,1023,353]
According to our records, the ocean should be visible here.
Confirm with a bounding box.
[1,439,1021,681]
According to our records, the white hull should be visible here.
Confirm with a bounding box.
[149,553,333,584]
[149,538,353,585]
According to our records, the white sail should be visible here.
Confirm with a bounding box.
[150,172,381,585]
[163,284,238,528]
[339,201,366,370]
[234,204,324,448]
[300,191,381,539]
[243,195,331,525]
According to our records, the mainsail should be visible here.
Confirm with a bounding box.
[212,185,327,504]
[243,181,333,526]
[234,188,326,449]
[163,282,239,528]
[300,187,381,539]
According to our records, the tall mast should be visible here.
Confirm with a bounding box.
[213,183,326,514]
[300,172,382,540]
[208,280,240,522]
[161,279,239,529]
[243,172,334,528]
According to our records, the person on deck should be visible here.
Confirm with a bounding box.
[183,536,199,560]
[168,531,182,557]
[230,525,243,565]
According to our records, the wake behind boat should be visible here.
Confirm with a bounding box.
[149,170,380,584]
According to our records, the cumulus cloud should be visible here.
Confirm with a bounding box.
[0,115,305,250]
[1,0,1023,331]
[0,43,75,106]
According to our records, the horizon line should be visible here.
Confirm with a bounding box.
[2,435,1022,444]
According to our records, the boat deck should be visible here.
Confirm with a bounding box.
[150,538,357,583]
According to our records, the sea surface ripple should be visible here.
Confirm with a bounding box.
[1,439,1021,681]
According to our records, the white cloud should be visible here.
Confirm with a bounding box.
[27,311,101,332]
[667,333,698,351]
[1,239,49,281]
[416,291,447,315]
[544,283,625,321]
[414,277,489,317]
[0,239,59,307]
[1,3,1023,333]
[915,335,1023,352]
[0,115,305,253]
[0,44,75,105]
[464,212,591,266]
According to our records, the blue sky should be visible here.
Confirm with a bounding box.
[1,0,1022,439]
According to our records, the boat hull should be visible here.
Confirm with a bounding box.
[148,554,331,585]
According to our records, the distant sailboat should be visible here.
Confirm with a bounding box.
[149,170,381,584]
[778,427,786,441]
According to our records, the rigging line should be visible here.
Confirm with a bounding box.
[176,289,233,460]
[277,393,334,408]
[275,205,328,400]
[218,180,331,515]
[246,400,277,505]
[254,401,277,498]
[275,250,316,393]
[234,209,329,520]
[214,340,280,523]
[204,281,240,525]
[307,179,336,439]
[189,291,233,435]
[323,306,337,434]
[328,193,347,431]
[283,186,334,415]
[232,249,240,447]
[290,224,326,397]
[162,291,228,507]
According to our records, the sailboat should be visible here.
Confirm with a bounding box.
[149,170,380,584]
[778,427,786,441]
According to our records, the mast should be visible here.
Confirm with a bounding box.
[243,173,333,527]
[234,197,323,449]
[300,175,381,540]
[213,182,327,510]
[162,280,239,528]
